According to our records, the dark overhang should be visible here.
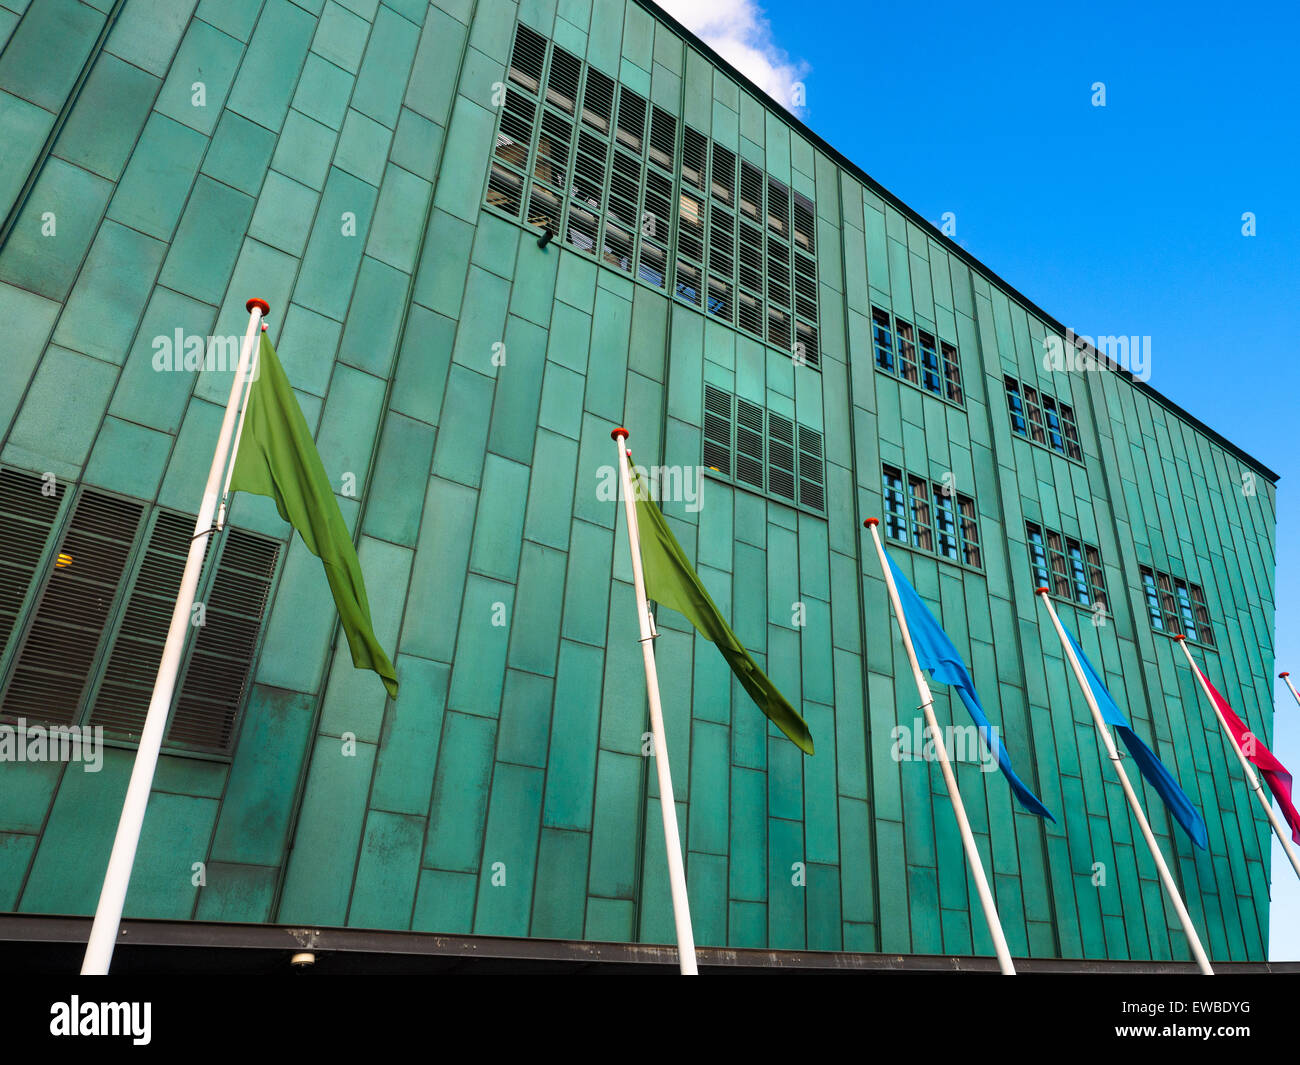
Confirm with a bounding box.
[1,915,1296,974]
[634,0,1281,484]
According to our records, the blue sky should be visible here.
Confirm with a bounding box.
[660,0,1300,957]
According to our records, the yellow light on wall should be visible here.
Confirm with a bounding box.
[55,552,73,569]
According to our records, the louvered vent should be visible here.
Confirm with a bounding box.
[711,144,735,205]
[573,129,607,209]
[1,489,144,725]
[168,528,279,752]
[486,19,823,375]
[768,413,796,500]
[0,469,65,663]
[648,106,676,171]
[581,68,615,133]
[702,385,732,476]
[546,47,581,114]
[798,424,825,511]
[795,319,820,369]
[508,23,546,94]
[615,87,646,154]
[767,177,789,238]
[735,399,765,490]
[792,191,816,254]
[682,127,707,191]
[90,511,207,739]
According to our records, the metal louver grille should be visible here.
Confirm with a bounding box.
[648,106,676,171]
[168,528,280,752]
[90,511,208,739]
[545,47,581,114]
[798,425,825,511]
[508,23,546,94]
[0,469,65,661]
[486,20,822,373]
[768,413,796,500]
[615,87,646,155]
[698,392,826,515]
[1,489,144,725]
[581,68,614,133]
[735,399,765,490]
[702,385,732,476]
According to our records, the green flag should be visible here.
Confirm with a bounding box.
[230,334,398,698]
[631,470,813,755]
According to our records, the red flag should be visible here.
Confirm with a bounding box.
[1197,667,1300,845]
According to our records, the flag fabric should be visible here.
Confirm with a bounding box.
[630,471,813,755]
[229,334,399,698]
[1061,625,1207,849]
[1194,666,1300,845]
[884,553,1054,820]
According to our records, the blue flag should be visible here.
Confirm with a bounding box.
[1061,624,1208,850]
[885,553,1054,820]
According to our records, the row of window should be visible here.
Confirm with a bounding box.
[0,469,280,754]
[1026,522,1108,610]
[702,385,825,512]
[871,307,963,405]
[487,23,822,367]
[1004,376,1083,461]
[1141,565,1214,647]
[881,465,982,568]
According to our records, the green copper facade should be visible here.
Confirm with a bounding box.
[0,0,1280,962]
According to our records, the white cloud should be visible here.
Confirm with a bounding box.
[655,0,810,113]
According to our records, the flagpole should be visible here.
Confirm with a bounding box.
[81,298,269,975]
[216,326,262,530]
[1282,672,1300,712]
[610,428,697,975]
[864,518,1016,975]
[1034,589,1214,974]
[1179,639,1300,882]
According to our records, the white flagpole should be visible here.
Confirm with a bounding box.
[216,324,262,530]
[610,428,697,975]
[1178,639,1300,882]
[1282,672,1300,712]
[864,518,1016,975]
[82,297,269,975]
[1034,588,1214,974]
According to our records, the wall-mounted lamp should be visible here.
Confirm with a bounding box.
[537,224,555,249]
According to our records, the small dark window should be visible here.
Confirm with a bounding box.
[872,308,894,370]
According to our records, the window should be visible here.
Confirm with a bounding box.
[881,465,981,569]
[1005,374,1085,462]
[702,387,825,514]
[883,466,907,542]
[1028,522,1107,609]
[1022,384,1047,445]
[908,476,932,551]
[1006,377,1027,434]
[0,476,282,754]
[872,309,894,370]
[1045,530,1071,599]
[1027,523,1049,587]
[941,342,963,403]
[487,23,821,369]
[958,497,981,568]
[871,307,963,405]
[895,319,918,385]
[1060,403,1083,460]
[933,487,960,561]
[1139,565,1212,646]
[918,330,942,393]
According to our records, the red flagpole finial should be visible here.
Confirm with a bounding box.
[611,427,629,441]
[1034,586,1051,596]
[246,298,270,316]
[863,518,879,527]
